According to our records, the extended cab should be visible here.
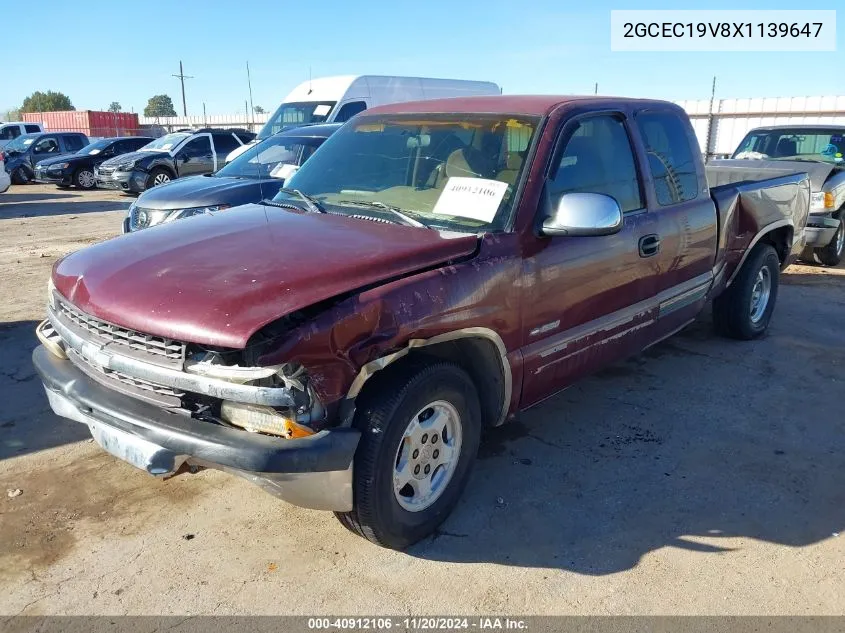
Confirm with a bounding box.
[34,96,810,550]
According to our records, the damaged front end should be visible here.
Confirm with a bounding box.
[37,279,326,437]
[33,280,358,511]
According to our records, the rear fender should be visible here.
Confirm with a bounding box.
[709,172,809,295]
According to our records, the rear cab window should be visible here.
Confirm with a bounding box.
[635,111,700,206]
[25,124,42,133]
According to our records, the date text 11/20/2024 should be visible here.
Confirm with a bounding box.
[307,617,528,630]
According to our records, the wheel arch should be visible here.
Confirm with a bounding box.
[727,221,794,288]
[150,162,176,179]
[347,328,512,428]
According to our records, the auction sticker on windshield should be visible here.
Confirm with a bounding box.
[432,177,508,223]
[270,163,300,180]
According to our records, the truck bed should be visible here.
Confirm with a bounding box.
[705,164,811,280]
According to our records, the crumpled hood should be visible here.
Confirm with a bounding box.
[52,204,479,348]
[100,150,161,167]
[135,175,282,210]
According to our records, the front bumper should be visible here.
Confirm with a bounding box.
[95,168,147,193]
[34,167,71,185]
[804,214,841,248]
[33,344,360,511]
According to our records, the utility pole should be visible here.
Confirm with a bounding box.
[594,82,598,95]
[246,61,255,129]
[172,61,194,116]
[203,102,207,127]
[705,76,717,162]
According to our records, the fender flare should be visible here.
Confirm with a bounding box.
[344,327,513,427]
[726,219,794,287]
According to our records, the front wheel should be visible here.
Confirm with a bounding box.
[713,243,780,340]
[146,168,172,189]
[11,167,30,185]
[335,361,482,550]
[814,214,844,267]
[73,168,96,190]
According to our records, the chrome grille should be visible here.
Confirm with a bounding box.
[97,165,116,175]
[68,349,184,398]
[55,294,186,362]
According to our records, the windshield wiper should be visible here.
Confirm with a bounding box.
[336,200,430,229]
[276,188,326,213]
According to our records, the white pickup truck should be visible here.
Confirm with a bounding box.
[0,122,45,149]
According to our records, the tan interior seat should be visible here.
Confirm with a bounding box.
[495,152,523,185]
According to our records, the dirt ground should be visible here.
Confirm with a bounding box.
[1,184,843,616]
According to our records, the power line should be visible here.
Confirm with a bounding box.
[172,60,194,116]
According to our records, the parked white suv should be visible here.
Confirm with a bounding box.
[0,122,45,150]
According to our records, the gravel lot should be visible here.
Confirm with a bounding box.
[1,184,844,616]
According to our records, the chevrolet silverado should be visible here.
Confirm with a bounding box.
[34,96,810,550]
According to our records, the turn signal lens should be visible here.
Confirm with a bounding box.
[825,192,835,209]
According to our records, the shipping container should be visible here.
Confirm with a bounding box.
[21,110,141,139]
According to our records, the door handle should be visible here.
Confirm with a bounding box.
[638,234,661,257]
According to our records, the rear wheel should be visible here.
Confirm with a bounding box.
[713,243,780,340]
[335,361,482,550]
[146,168,171,189]
[73,168,96,190]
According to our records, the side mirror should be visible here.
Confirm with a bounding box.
[540,192,623,237]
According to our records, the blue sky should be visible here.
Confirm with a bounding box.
[3,0,842,116]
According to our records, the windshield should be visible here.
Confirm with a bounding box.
[216,133,327,179]
[258,101,337,139]
[140,133,190,152]
[274,113,540,232]
[78,139,113,155]
[733,128,845,164]
[4,134,39,153]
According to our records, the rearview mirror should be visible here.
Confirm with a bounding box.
[540,192,623,237]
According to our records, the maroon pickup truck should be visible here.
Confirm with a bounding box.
[33,96,810,550]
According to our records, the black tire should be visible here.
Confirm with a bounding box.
[814,212,844,267]
[73,168,96,190]
[56,184,71,189]
[11,166,30,185]
[713,243,780,340]
[145,168,172,190]
[335,361,482,550]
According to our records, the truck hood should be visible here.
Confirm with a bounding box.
[711,158,838,191]
[135,175,282,210]
[52,203,479,348]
